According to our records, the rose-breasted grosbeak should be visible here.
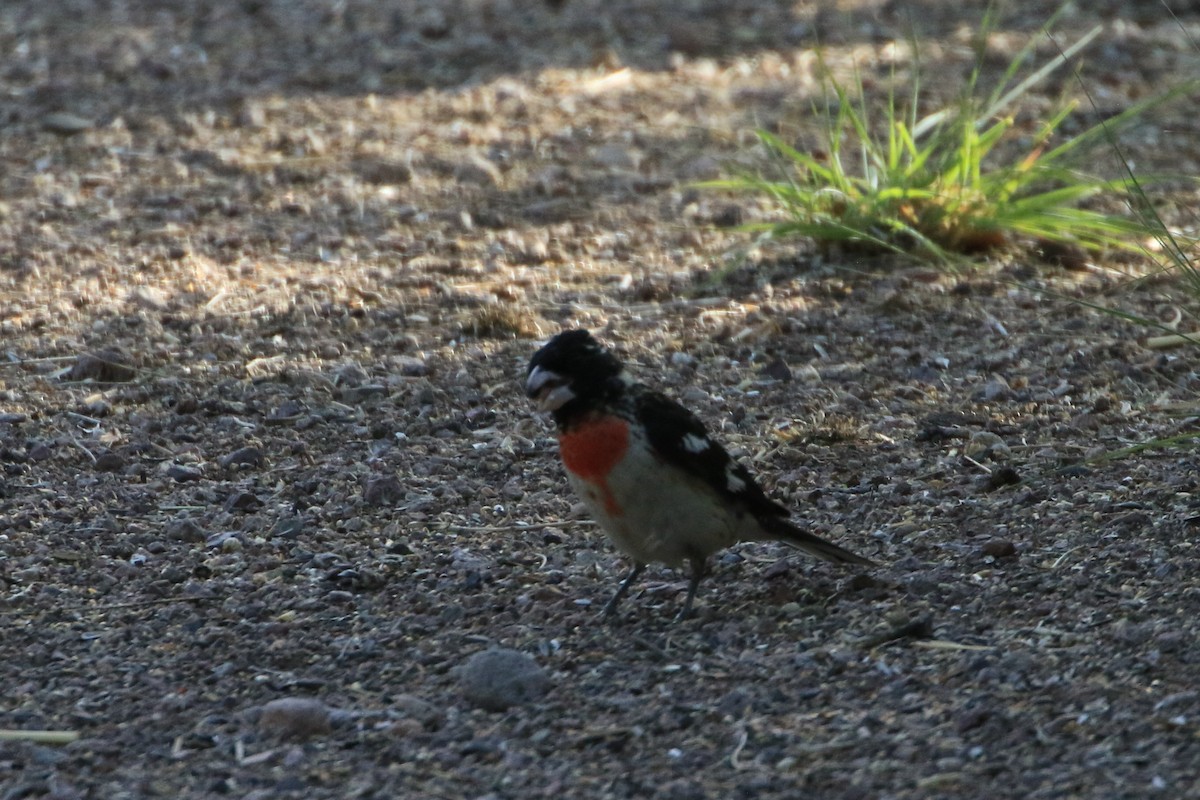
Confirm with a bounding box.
[525,329,874,621]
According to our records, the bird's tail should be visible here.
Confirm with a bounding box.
[756,516,875,567]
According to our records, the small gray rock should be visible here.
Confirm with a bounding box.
[259,697,334,740]
[459,648,549,712]
[710,203,745,228]
[68,349,136,383]
[217,446,264,469]
[980,539,1017,559]
[455,154,502,187]
[391,694,441,729]
[966,430,1008,459]
[270,515,305,539]
[166,517,207,542]
[222,491,262,513]
[352,157,412,185]
[165,464,203,482]
[760,357,792,382]
[42,111,92,136]
[129,285,170,311]
[395,355,428,377]
[363,475,404,507]
[93,451,126,472]
[976,377,1011,402]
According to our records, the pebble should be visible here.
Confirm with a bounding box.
[270,516,305,539]
[520,198,576,224]
[395,355,428,377]
[258,697,334,740]
[363,475,404,506]
[669,351,695,367]
[223,491,263,512]
[266,400,305,423]
[976,377,1011,402]
[680,155,722,181]
[710,204,745,228]
[459,648,550,712]
[980,539,1017,558]
[42,111,92,136]
[391,694,441,729]
[759,357,792,382]
[129,285,170,311]
[982,466,1021,492]
[966,430,1005,455]
[93,451,127,472]
[353,157,412,185]
[165,464,203,482]
[455,154,502,187]
[205,531,241,549]
[68,350,136,383]
[80,396,111,417]
[591,143,641,171]
[167,518,207,542]
[217,446,264,469]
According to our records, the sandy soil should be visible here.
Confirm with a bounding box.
[2,1,1200,798]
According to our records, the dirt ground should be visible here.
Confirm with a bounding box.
[2,1,1200,798]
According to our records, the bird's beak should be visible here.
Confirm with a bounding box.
[526,366,574,412]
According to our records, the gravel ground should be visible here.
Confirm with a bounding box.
[2,1,1200,798]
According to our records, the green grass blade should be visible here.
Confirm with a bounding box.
[1039,79,1200,164]
[981,25,1104,122]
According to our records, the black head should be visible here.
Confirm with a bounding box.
[525,330,624,419]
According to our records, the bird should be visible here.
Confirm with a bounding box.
[525,329,874,621]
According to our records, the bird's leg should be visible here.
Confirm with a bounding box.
[601,562,645,620]
[675,556,709,622]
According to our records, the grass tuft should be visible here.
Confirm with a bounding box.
[705,8,1199,267]
[467,304,541,339]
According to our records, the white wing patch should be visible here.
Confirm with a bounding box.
[681,433,711,454]
[725,465,746,493]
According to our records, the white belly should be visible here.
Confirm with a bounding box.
[567,436,751,567]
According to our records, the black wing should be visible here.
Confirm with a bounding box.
[633,386,790,520]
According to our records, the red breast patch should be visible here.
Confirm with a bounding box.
[558,416,629,515]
